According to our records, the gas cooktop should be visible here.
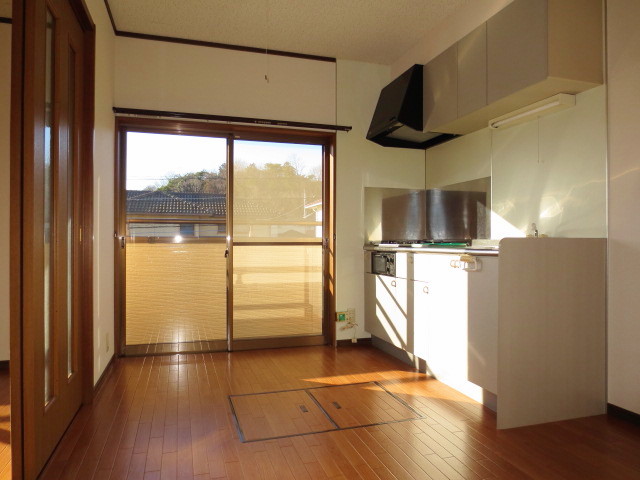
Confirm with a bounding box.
[372,241,470,248]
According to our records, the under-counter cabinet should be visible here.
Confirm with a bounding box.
[418,254,498,402]
[364,238,606,430]
[364,273,412,352]
[365,252,499,404]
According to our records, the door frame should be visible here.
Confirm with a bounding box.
[10,0,96,478]
[113,116,336,356]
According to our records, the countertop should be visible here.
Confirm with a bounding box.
[364,245,500,257]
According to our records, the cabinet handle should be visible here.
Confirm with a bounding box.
[423,285,429,294]
[391,280,396,287]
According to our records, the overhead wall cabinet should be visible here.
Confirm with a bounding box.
[425,0,603,136]
[423,45,458,132]
[457,23,488,119]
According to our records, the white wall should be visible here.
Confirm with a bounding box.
[335,60,425,340]
[391,0,513,78]
[426,86,607,239]
[0,23,11,361]
[491,86,607,238]
[114,37,336,125]
[85,0,116,384]
[607,0,640,415]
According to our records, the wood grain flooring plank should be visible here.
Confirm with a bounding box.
[31,345,640,480]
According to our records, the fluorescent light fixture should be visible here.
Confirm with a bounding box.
[489,94,576,129]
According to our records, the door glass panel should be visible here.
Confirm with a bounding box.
[233,141,324,339]
[233,141,323,242]
[125,133,228,349]
[67,47,76,377]
[44,8,55,404]
[233,245,323,338]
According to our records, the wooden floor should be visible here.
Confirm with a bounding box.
[39,345,640,480]
[0,367,10,480]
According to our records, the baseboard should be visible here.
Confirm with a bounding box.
[0,360,8,371]
[336,338,372,347]
[94,354,116,397]
[608,403,640,426]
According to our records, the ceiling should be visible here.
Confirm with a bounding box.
[107,0,471,65]
[0,1,472,64]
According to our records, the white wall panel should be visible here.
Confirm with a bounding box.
[86,0,116,384]
[115,37,336,125]
[491,86,606,238]
[427,86,606,240]
[607,0,640,415]
[335,59,425,341]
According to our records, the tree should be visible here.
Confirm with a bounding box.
[151,160,322,222]
[156,164,227,194]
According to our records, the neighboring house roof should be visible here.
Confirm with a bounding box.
[126,190,270,217]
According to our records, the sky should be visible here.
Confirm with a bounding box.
[126,132,323,190]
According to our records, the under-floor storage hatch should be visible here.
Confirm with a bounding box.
[230,381,422,442]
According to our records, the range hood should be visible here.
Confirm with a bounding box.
[366,64,458,150]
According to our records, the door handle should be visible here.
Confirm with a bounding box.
[115,232,126,248]
[391,280,396,287]
[423,285,429,294]
[224,249,229,258]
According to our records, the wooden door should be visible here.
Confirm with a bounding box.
[15,0,92,477]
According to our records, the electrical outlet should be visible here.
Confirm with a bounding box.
[346,308,356,324]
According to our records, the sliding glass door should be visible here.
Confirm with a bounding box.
[118,122,332,354]
[122,131,229,354]
[232,140,325,348]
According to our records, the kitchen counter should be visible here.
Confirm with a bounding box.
[364,245,499,256]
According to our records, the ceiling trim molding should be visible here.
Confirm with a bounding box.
[103,0,336,63]
[0,16,12,24]
[115,30,337,63]
[103,0,117,33]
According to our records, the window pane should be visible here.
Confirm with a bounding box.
[44,8,55,405]
[233,245,323,339]
[126,242,227,344]
[233,141,323,242]
[126,132,228,240]
[125,132,228,348]
[67,46,76,378]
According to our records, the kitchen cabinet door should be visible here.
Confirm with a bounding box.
[364,274,411,351]
[425,257,469,387]
[467,257,499,394]
[424,44,458,132]
[412,279,431,361]
[487,0,548,103]
[458,23,487,117]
